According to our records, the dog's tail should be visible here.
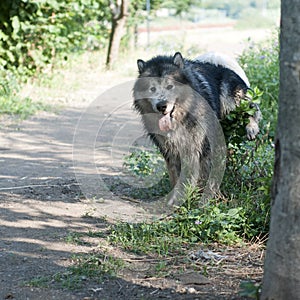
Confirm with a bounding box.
[195,52,250,88]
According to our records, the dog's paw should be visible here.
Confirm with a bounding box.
[246,117,259,140]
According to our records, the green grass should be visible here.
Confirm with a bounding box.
[109,221,187,256]
[65,232,91,246]
[0,70,51,119]
[65,230,107,246]
[120,146,171,199]
[25,252,125,290]
[0,95,49,118]
[108,186,252,257]
[26,276,51,288]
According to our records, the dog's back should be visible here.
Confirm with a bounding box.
[175,53,249,119]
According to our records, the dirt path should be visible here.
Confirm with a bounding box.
[0,98,155,297]
[0,110,96,298]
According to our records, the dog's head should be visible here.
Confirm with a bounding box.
[133,53,188,131]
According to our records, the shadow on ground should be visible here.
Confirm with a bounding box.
[0,109,257,299]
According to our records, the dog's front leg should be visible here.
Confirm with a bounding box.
[165,154,181,188]
[246,103,262,140]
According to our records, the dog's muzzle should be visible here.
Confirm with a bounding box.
[156,101,176,132]
[156,101,167,113]
[156,100,175,115]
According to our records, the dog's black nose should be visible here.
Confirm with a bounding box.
[156,101,167,113]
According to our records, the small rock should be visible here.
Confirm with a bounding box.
[187,287,197,294]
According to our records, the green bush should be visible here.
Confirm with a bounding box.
[221,87,263,145]
[109,186,250,256]
[0,0,110,77]
[239,33,279,139]
[222,33,279,238]
[123,147,166,177]
[0,0,111,118]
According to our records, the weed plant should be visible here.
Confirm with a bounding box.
[0,70,49,118]
[26,253,124,290]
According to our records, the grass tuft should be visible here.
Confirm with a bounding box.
[0,70,51,119]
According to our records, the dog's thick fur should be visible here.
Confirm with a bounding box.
[133,52,261,200]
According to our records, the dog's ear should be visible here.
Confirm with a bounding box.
[173,52,184,69]
[137,59,146,73]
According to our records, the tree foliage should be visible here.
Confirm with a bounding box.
[0,0,110,76]
[162,0,198,16]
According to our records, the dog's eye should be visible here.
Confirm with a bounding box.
[166,84,174,90]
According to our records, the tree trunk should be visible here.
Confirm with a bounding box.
[261,0,300,299]
[106,0,129,69]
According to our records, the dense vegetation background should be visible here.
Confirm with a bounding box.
[0,0,279,75]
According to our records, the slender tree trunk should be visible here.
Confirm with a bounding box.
[134,24,138,49]
[261,0,300,299]
[106,0,129,69]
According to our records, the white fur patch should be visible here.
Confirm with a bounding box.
[195,52,250,87]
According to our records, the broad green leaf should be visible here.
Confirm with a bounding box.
[11,16,20,34]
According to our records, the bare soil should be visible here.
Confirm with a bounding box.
[0,26,269,299]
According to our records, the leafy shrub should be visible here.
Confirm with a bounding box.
[239,33,279,139]
[221,140,273,238]
[221,33,279,238]
[119,147,171,199]
[0,0,110,77]
[123,147,166,177]
[221,87,263,145]
[170,186,251,244]
[109,186,250,256]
